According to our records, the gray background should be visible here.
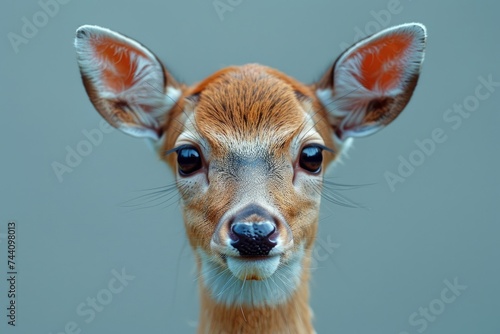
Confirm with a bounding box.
[1,0,499,333]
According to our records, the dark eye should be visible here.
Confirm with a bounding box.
[177,146,202,176]
[299,145,323,173]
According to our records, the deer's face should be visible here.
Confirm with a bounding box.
[164,65,337,283]
[75,23,426,306]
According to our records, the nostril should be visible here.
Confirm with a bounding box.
[230,221,277,256]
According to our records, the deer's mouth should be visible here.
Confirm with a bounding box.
[225,254,281,280]
[211,238,294,281]
[198,244,305,306]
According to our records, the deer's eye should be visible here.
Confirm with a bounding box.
[299,145,323,173]
[177,146,202,176]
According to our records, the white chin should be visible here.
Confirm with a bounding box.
[227,256,280,280]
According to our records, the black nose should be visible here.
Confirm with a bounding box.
[230,205,278,256]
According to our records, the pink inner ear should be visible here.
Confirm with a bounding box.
[91,39,147,93]
[349,34,412,92]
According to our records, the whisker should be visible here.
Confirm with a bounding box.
[194,261,225,282]
[322,179,375,191]
[130,183,179,192]
[216,274,240,299]
[310,180,365,209]
[122,191,181,212]
[120,187,178,207]
[321,189,365,209]
[239,272,248,322]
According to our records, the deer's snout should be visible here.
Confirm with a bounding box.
[229,205,279,256]
[211,203,292,258]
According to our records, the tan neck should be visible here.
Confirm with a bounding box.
[197,258,314,334]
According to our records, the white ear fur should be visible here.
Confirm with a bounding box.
[318,23,426,140]
[75,25,181,140]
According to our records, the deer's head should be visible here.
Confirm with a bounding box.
[75,23,426,309]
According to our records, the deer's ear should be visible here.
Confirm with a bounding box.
[75,25,181,140]
[317,23,426,140]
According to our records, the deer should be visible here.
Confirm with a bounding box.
[74,22,426,333]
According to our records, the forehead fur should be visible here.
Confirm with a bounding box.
[192,64,311,151]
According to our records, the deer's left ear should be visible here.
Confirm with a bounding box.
[316,23,426,140]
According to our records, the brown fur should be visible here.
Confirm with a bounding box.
[198,252,315,334]
[77,24,425,332]
[159,65,330,333]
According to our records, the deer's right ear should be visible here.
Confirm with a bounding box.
[316,23,426,140]
[74,25,181,140]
